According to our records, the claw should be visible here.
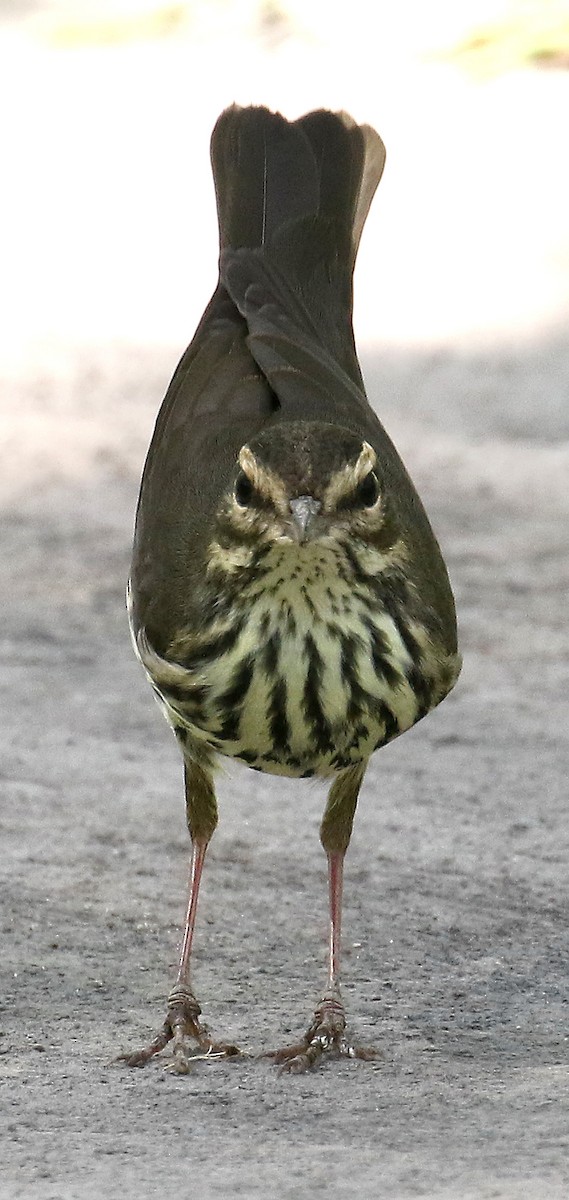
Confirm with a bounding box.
[117,984,243,1070]
[265,991,378,1073]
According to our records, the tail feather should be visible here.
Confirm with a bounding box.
[209,105,386,385]
[210,104,385,267]
[295,109,385,272]
[210,105,319,251]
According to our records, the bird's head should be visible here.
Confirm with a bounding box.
[207,423,402,577]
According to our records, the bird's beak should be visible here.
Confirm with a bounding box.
[289,496,321,541]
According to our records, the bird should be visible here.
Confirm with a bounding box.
[119,104,461,1074]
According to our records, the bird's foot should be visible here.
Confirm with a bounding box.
[116,983,242,1074]
[264,990,378,1074]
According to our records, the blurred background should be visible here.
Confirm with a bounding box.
[1,0,568,365]
[2,0,569,353]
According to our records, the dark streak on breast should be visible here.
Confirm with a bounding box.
[180,617,245,668]
[302,632,331,752]
[215,653,255,740]
[268,675,291,752]
[339,633,376,722]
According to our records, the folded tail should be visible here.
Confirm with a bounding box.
[210,103,385,273]
[210,105,386,382]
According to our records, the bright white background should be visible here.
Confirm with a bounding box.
[1,0,568,373]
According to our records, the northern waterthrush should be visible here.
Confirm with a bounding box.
[120,105,461,1074]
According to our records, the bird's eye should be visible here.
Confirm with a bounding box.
[355,472,380,508]
[234,471,254,507]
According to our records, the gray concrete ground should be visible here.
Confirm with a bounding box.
[2,333,568,1199]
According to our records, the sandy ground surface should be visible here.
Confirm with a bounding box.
[2,8,569,1199]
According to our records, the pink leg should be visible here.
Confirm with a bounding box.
[327,848,344,990]
[292,850,351,1066]
[164,838,218,1073]
[176,837,208,989]
[118,838,240,1072]
[268,849,357,1072]
[267,765,376,1072]
[118,758,241,1071]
